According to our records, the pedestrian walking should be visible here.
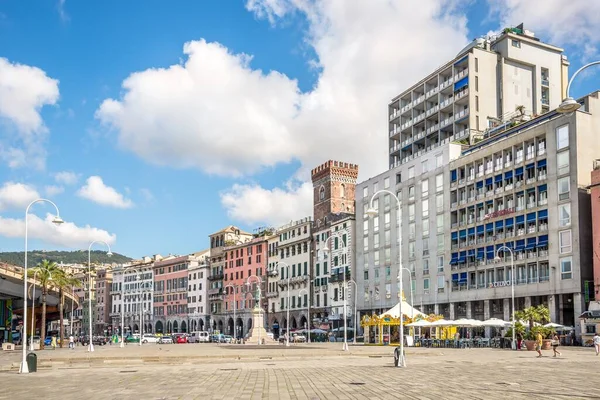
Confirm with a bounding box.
[517,333,523,350]
[51,335,57,350]
[535,331,543,358]
[552,333,561,357]
[69,334,75,349]
[593,332,600,356]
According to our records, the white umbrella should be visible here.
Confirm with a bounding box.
[481,318,511,327]
[544,322,569,330]
[407,320,432,327]
[453,318,483,327]
[430,319,454,327]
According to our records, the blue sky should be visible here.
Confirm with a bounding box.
[0,0,597,258]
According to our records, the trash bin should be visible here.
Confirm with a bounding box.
[26,352,37,373]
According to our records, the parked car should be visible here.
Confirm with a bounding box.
[44,337,62,346]
[141,334,159,344]
[292,334,307,343]
[173,334,188,344]
[210,334,221,343]
[81,336,108,346]
[125,334,140,343]
[158,336,173,344]
[221,335,233,343]
[188,331,210,343]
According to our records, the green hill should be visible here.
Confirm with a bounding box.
[0,250,133,268]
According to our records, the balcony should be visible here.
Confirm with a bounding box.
[526,177,536,185]
[208,273,224,281]
[538,148,546,156]
[389,110,400,121]
[526,152,535,160]
[208,288,222,296]
[527,202,537,209]
[329,272,351,283]
[505,184,513,191]
[266,291,278,299]
[290,274,310,284]
[539,275,550,283]
[538,174,547,181]
[515,156,523,164]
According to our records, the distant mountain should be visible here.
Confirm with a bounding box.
[0,250,133,268]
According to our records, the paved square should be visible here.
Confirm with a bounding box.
[1,344,598,399]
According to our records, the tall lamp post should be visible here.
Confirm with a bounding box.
[225,283,237,340]
[20,199,63,374]
[400,267,414,342]
[366,189,406,368]
[348,279,358,345]
[275,261,291,347]
[245,275,263,345]
[87,241,112,352]
[322,234,349,351]
[557,61,600,114]
[298,288,310,343]
[495,245,516,350]
[29,270,53,351]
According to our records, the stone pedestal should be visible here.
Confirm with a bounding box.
[246,307,268,345]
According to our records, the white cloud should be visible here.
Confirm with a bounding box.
[44,185,64,197]
[0,58,59,169]
[96,0,469,224]
[54,171,79,185]
[57,0,69,22]
[488,0,600,59]
[220,180,312,226]
[0,213,116,248]
[0,182,40,211]
[140,188,155,203]
[77,176,134,209]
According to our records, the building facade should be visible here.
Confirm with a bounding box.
[187,249,210,332]
[94,269,112,335]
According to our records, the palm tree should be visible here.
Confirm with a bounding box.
[55,273,81,348]
[28,260,63,349]
[515,304,550,330]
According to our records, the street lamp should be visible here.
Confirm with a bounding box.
[138,276,150,347]
[29,270,53,351]
[275,261,291,347]
[400,267,414,341]
[21,199,63,374]
[87,241,112,352]
[347,279,358,345]
[245,274,263,345]
[298,288,310,343]
[321,234,349,351]
[225,283,237,340]
[494,246,516,350]
[557,61,600,114]
[366,189,406,368]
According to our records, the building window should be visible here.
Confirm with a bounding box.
[396,173,402,184]
[560,257,572,280]
[511,39,520,48]
[384,177,390,189]
[409,242,415,259]
[436,214,444,233]
[559,203,571,227]
[475,76,479,92]
[340,184,345,198]
[422,199,429,218]
[436,154,443,168]
[475,95,479,112]
[422,160,429,173]
[437,275,445,291]
[556,125,569,150]
[437,235,444,252]
[437,256,444,272]
[422,218,429,237]
[319,186,325,201]
[557,151,569,176]
[435,174,443,192]
[408,185,415,200]
[363,186,368,197]
[436,194,443,213]
[558,177,570,201]
[559,230,572,254]
[474,57,478,73]
[422,180,429,198]
[408,166,415,179]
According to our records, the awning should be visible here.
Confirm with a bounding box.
[468,227,475,236]
[477,248,485,259]
[450,254,458,265]
[537,235,549,247]
[451,231,458,240]
[459,272,467,283]
[515,167,524,176]
[505,218,514,227]
[459,229,467,238]
[516,215,525,224]
[468,249,476,257]
[451,170,457,181]
[486,223,494,232]
[515,240,525,251]
[505,171,513,179]
[527,212,536,222]
[495,220,504,228]
[538,209,548,219]
[485,178,493,185]
[452,273,459,282]
[495,175,503,183]
[454,76,469,91]
[526,163,535,170]
[476,181,483,188]
[525,238,537,250]
[537,159,547,168]
[538,184,547,192]
[477,225,484,233]
[486,246,495,258]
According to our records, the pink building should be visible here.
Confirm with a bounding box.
[590,164,600,301]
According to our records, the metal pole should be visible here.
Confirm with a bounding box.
[29,270,37,351]
[299,288,310,343]
[510,249,515,350]
[286,271,290,347]
[120,271,125,348]
[87,251,94,352]
[566,61,600,97]
[348,280,358,345]
[139,273,143,347]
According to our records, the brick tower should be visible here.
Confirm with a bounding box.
[311,160,359,224]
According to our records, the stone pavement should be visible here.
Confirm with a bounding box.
[2,345,599,399]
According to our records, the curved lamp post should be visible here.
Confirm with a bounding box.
[347,279,358,345]
[557,61,600,114]
[275,261,291,347]
[321,234,349,351]
[494,245,516,350]
[298,287,310,343]
[87,241,112,352]
[20,199,63,374]
[366,189,406,368]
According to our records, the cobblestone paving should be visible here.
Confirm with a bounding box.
[2,347,599,400]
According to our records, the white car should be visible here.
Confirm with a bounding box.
[141,334,160,344]
[158,336,173,344]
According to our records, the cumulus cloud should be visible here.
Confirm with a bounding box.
[0,58,59,169]
[220,180,312,226]
[488,0,600,59]
[54,171,80,185]
[77,176,134,209]
[0,213,116,248]
[44,185,64,197]
[96,0,470,224]
[0,182,40,211]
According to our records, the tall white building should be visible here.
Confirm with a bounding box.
[187,249,210,332]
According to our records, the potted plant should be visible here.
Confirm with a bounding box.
[514,305,551,351]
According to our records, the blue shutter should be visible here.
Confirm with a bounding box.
[459,229,467,238]
[451,231,458,240]
[505,218,514,227]
[527,212,536,222]
[515,239,525,251]
[538,184,547,192]
[495,220,504,228]
[516,215,525,224]
[515,167,524,176]
[476,181,483,188]
[468,227,475,236]
[485,178,493,185]
[537,159,547,167]
[538,209,548,219]
[452,273,459,282]
[526,163,535,170]
[505,171,513,179]
[537,235,549,246]
[525,237,537,250]
[459,272,467,282]
[486,223,494,232]
[495,174,503,183]
[451,170,457,182]
[477,248,485,259]
[454,76,468,91]
[477,225,484,233]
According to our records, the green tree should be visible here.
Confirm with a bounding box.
[514,304,550,330]
[28,260,64,349]
[54,272,81,348]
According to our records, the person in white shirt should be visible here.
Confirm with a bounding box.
[593,333,600,356]
[69,335,75,349]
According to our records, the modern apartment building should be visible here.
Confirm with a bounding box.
[388,24,568,169]
[94,269,112,335]
[187,249,210,332]
[267,218,312,336]
[220,236,268,338]
[207,225,253,333]
[311,160,359,331]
